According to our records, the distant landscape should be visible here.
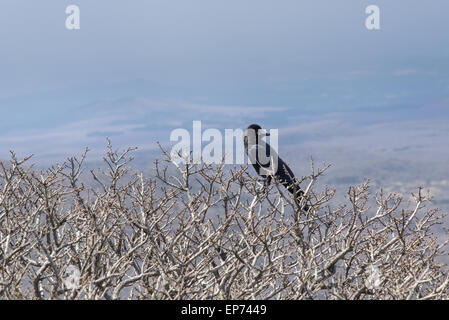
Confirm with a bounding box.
[2,75,448,214]
[1,0,448,229]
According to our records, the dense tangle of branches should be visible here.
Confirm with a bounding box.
[0,142,448,299]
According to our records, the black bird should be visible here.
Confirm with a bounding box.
[243,124,309,211]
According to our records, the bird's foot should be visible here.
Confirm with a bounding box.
[256,185,269,196]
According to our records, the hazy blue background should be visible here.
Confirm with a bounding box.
[1,1,449,206]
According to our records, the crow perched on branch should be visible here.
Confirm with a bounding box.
[243,124,309,211]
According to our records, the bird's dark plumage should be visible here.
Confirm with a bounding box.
[244,124,309,211]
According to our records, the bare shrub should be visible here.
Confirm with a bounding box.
[0,142,448,299]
